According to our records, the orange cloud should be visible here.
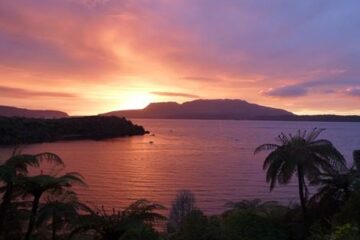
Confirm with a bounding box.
[0,0,360,115]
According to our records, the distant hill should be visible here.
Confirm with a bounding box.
[0,105,68,118]
[103,99,294,120]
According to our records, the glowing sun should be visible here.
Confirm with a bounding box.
[119,92,153,110]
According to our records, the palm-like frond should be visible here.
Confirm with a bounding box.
[124,199,167,224]
[17,172,86,197]
[277,154,297,185]
[254,144,280,155]
[255,128,345,225]
[6,152,63,174]
[57,172,87,188]
[277,132,291,145]
[309,171,353,206]
[35,152,63,165]
[302,159,322,183]
[69,200,165,239]
[0,152,64,185]
[36,201,73,227]
[256,128,345,190]
[263,151,287,190]
[306,128,326,142]
[309,140,346,171]
[20,172,87,240]
[36,197,90,228]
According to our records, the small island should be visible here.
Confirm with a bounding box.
[0,116,147,145]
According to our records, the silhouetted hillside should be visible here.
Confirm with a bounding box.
[103,99,294,120]
[0,105,68,118]
[0,116,147,145]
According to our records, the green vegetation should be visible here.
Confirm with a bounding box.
[0,116,147,145]
[0,128,360,239]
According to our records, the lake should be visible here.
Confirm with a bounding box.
[0,119,359,214]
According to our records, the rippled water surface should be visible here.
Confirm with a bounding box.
[1,119,359,214]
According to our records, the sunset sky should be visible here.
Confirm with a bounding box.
[0,0,360,115]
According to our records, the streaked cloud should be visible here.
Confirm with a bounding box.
[0,0,360,114]
[261,85,308,97]
[151,91,199,98]
[180,76,221,82]
[0,86,77,98]
[346,87,360,97]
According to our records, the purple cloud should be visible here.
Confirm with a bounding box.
[346,87,360,96]
[151,91,199,98]
[0,86,77,98]
[180,76,221,82]
[262,85,308,97]
[1,0,360,114]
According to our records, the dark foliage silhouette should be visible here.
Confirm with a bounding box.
[255,128,345,233]
[0,151,63,234]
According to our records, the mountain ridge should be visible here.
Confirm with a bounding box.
[103,99,294,120]
[102,99,360,122]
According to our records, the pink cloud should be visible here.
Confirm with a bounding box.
[0,0,360,114]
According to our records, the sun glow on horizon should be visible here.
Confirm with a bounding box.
[118,92,154,110]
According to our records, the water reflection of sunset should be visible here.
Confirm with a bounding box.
[4,119,357,214]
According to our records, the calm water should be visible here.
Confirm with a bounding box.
[1,119,359,214]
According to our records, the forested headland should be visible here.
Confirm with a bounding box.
[0,116,147,145]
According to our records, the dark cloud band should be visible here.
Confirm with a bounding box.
[0,86,77,98]
[262,85,308,97]
[346,87,360,97]
[151,91,199,98]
